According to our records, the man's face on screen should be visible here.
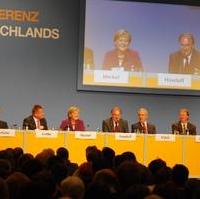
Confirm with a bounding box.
[115,36,130,51]
[138,111,148,123]
[111,109,121,122]
[180,37,194,57]
[179,111,189,123]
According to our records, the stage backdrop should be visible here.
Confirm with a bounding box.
[0,0,200,133]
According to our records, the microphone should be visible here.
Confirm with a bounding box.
[186,128,189,135]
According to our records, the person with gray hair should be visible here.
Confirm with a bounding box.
[169,32,200,74]
[131,108,156,134]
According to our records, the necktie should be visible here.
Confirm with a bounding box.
[183,56,189,73]
[36,119,40,129]
[185,56,189,67]
[182,124,186,134]
[114,122,120,132]
[142,123,148,134]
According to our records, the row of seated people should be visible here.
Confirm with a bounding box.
[84,30,200,75]
[0,145,199,199]
[0,105,197,135]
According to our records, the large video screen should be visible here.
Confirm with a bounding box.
[78,0,200,95]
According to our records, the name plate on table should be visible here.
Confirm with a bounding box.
[94,70,129,83]
[155,134,175,142]
[35,130,58,138]
[115,133,136,141]
[195,135,200,142]
[0,129,15,137]
[75,131,97,139]
[158,73,191,87]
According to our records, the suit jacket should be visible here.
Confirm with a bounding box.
[102,118,129,133]
[172,121,196,135]
[103,49,143,71]
[0,120,8,129]
[131,122,156,134]
[60,119,85,131]
[169,49,200,74]
[23,115,48,130]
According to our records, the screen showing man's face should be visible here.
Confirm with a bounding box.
[180,37,194,57]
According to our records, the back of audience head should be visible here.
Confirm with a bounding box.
[102,147,115,169]
[35,148,55,166]
[153,180,190,199]
[123,184,150,199]
[73,162,93,187]
[144,194,163,199]
[47,155,68,184]
[117,161,143,191]
[172,164,189,187]
[86,146,98,162]
[153,166,172,185]
[21,159,43,178]
[148,159,167,176]
[0,159,12,179]
[6,172,31,199]
[60,176,85,199]
[0,177,9,199]
[13,147,23,168]
[26,170,57,199]
[93,169,120,194]
[121,151,137,163]
[57,147,69,161]
[86,146,106,172]
[17,153,34,170]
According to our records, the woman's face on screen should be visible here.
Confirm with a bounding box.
[115,36,130,51]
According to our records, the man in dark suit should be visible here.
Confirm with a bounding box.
[131,108,156,134]
[172,108,196,135]
[23,104,48,130]
[169,33,200,75]
[0,120,8,129]
[102,106,129,133]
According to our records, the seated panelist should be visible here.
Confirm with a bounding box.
[0,120,8,129]
[60,106,85,131]
[23,105,48,130]
[102,106,129,133]
[131,108,156,134]
[171,108,196,135]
